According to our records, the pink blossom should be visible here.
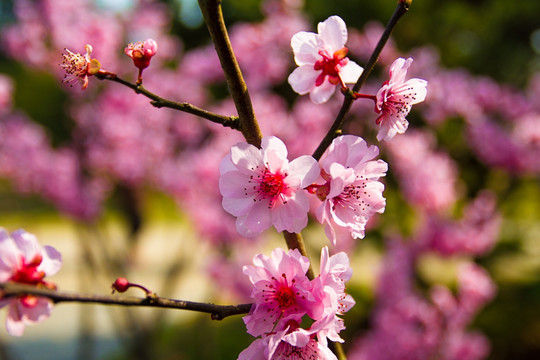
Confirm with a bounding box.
[288,15,363,104]
[60,44,101,90]
[0,228,62,336]
[375,57,427,141]
[239,320,338,360]
[219,136,319,237]
[310,135,387,244]
[242,248,320,336]
[124,39,158,70]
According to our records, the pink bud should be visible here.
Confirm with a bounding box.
[112,277,130,293]
[124,39,158,70]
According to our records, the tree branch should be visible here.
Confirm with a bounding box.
[197,0,262,148]
[312,1,410,160]
[95,72,239,130]
[0,283,252,321]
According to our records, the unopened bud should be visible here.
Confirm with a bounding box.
[112,277,130,293]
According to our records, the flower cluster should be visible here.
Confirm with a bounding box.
[219,135,387,244]
[239,247,354,359]
[0,229,62,336]
[289,16,427,141]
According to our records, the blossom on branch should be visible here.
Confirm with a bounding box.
[375,57,427,141]
[0,228,62,336]
[60,44,101,90]
[309,135,387,244]
[124,39,158,71]
[242,248,320,336]
[240,247,354,359]
[219,136,319,237]
[288,16,363,104]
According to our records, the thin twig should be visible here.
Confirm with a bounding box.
[312,1,410,160]
[0,283,252,321]
[197,0,262,147]
[95,72,239,130]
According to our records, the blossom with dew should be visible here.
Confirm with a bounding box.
[239,319,338,360]
[124,39,158,70]
[0,228,62,336]
[309,135,387,244]
[374,57,427,141]
[60,44,101,90]
[288,15,363,104]
[242,248,320,336]
[219,136,319,237]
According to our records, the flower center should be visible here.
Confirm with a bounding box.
[9,255,45,285]
[249,168,288,207]
[314,47,349,87]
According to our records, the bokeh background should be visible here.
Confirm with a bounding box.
[0,0,539,359]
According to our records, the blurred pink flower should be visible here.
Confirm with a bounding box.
[60,44,101,90]
[288,15,363,104]
[219,136,319,236]
[0,228,62,336]
[311,135,387,244]
[375,57,427,141]
[242,248,319,336]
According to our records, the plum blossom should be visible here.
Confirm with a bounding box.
[310,135,387,244]
[219,136,319,237]
[124,39,158,71]
[238,320,338,360]
[375,57,427,141]
[60,44,101,90]
[288,15,363,104]
[0,228,62,336]
[242,248,320,336]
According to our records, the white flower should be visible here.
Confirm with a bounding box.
[288,16,363,104]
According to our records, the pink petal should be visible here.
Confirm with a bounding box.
[230,142,263,174]
[317,16,347,53]
[271,192,310,233]
[262,136,288,174]
[287,155,319,188]
[39,246,62,277]
[288,65,319,95]
[340,61,363,84]
[309,80,336,104]
[0,236,21,281]
[291,31,322,66]
[236,202,272,237]
[11,230,41,263]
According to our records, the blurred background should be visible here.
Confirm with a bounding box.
[0,0,539,359]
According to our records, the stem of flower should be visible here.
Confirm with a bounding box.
[312,1,410,160]
[0,282,252,321]
[95,72,239,129]
[197,0,263,148]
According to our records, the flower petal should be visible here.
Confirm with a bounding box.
[340,61,363,84]
[309,80,336,104]
[291,31,322,66]
[317,16,347,53]
[288,65,319,95]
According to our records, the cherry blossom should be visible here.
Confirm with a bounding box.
[288,15,363,104]
[219,136,319,237]
[375,57,427,141]
[60,44,101,90]
[238,320,338,360]
[124,39,158,70]
[242,248,320,336]
[309,135,387,244]
[0,228,62,336]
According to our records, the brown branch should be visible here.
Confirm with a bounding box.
[95,72,239,130]
[0,283,252,321]
[197,0,262,148]
[312,1,410,160]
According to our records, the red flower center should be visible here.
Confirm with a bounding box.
[10,255,45,285]
[314,47,349,87]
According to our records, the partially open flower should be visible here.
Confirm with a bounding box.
[60,44,101,90]
[124,39,158,71]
